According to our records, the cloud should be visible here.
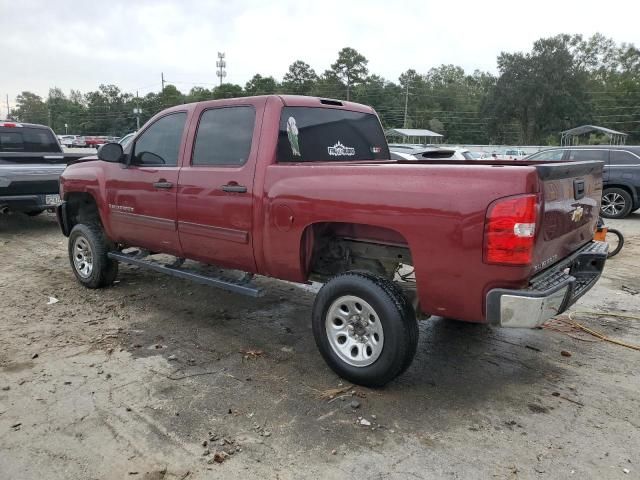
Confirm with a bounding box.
[0,0,638,110]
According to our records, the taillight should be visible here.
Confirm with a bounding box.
[484,194,538,265]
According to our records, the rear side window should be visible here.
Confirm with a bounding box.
[568,150,608,162]
[132,112,186,166]
[528,149,565,161]
[611,150,640,165]
[277,107,389,162]
[0,127,60,153]
[192,107,255,166]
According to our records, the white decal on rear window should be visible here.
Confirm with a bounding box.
[328,141,355,156]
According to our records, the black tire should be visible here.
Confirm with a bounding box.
[606,228,624,258]
[312,271,418,388]
[601,188,633,219]
[68,223,118,288]
[25,210,45,216]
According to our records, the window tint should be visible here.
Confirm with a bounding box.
[132,112,186,166]
[611,150,640,165]
[568,150,608,162]
[528,149,565,161]
[192,107,255,166]
[277,107,389,162]
[0,127,60,153]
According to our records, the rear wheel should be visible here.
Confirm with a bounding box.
[68,224,118,288]
[312,272,418,388]
[601,188,632,219]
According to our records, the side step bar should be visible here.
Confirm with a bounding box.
[107,251,265,298]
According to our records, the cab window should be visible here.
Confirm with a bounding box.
[192,107,255,166]
[132,112,186,166]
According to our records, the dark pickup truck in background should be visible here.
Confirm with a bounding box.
[0,121,85,215]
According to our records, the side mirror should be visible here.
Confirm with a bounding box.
[98,142,124,163]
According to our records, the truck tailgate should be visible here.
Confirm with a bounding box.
[532,161,603,273]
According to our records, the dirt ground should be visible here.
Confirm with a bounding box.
[1,212,639,480]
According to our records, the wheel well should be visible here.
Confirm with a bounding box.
[302,223,413,281]
[65,193,102,230]
[603,184,637,202]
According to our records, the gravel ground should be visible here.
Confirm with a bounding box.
[0,212,639,480]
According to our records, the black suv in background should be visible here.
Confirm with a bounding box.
[526,145,640,219]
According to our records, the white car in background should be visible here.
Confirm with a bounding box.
[388,144,476,160]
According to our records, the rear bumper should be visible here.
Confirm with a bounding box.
[0,194,52,212]
[486,241,608,328]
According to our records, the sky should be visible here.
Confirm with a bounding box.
[1,0,639,112]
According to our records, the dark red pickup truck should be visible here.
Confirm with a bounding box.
[56,95,608,386]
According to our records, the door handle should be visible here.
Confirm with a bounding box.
[221,184,247,193]
[153,181,174,189]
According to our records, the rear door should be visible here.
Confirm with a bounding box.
[568,148,610,181]
[105,112,187,255]
[176,102,262,272]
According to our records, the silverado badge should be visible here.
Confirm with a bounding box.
[571,205,584,222]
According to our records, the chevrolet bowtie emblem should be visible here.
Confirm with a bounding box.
[571,206,584,222]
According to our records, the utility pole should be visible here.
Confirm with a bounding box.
[5,94,9,119]
[403,82,409,129]
[134,90,141,130]
[161,72,165,93]
[216,52,227,86]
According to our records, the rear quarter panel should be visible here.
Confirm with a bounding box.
[260,163,541,322]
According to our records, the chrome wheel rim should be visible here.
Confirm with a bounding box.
[72,236,93,278]
[325,295,384,367]
[601,192,625,216]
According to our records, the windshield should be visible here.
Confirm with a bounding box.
[277,107,389,162]
[0,127,61,153]
[462,151,475,160]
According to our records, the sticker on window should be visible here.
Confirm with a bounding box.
[328,141,355,157]
[286,116,301,157]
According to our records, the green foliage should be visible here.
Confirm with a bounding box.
[245,74,278,95]
[8,37,640,143]
[330,47,369,100]
[282,60,318,95]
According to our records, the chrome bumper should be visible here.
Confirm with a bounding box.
[486,241,609,328]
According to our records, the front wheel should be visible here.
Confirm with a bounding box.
[312,272,418,388]
[68,224,118,288]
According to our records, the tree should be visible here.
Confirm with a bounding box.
[282,60,318,95]
[213,83,244,99]
[11,92,48,124]
[187,86,213,103]
[330,47,369,100]
[244,74,278,95]
[486,36,591,144]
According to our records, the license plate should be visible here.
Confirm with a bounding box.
[45,194,61,205]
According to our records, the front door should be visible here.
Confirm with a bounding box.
[177,104,260,272]
[106,111,187,255]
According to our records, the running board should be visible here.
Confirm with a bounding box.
[107,251,265,298]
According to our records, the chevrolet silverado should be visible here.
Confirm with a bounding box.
[55,95,608,386]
